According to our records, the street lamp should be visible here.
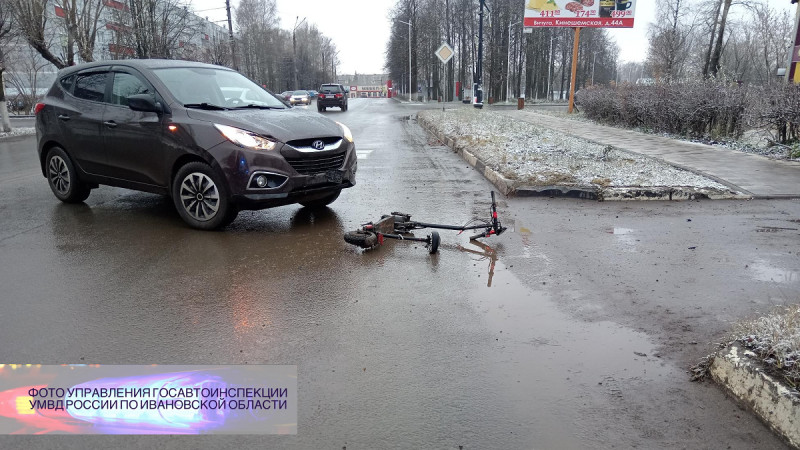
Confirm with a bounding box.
[293,16,307,90]
[396,19,412,99]
[506,20,521,103]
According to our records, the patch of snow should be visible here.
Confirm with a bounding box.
[419,109,730,189]
[0,127,35,139]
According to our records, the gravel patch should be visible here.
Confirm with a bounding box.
[418,109,730,190]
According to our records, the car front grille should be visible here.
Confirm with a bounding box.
[285,152,346,175]
[286,137,341,148]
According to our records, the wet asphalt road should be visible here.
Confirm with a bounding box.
[1,98,799,448]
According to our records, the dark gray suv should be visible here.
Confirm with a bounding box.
[35,60,357,229]
[317,84,348,112]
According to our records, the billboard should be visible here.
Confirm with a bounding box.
[524,0,637,28]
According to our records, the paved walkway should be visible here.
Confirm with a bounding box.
[498,109,800,199]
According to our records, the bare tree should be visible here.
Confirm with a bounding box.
[708,0,732,77]
[200,32,232,67]
[700,0,723,78]
[236,0,280,85]
[235,0,338,91]
[113,0,195,59]
[647,0,696,81]
[10,0,73,69]
[5,45,52,115]
[57,0,105,63]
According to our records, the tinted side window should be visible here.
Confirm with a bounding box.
[60,75,75,94]
[111,72,151,106]
[74,72,108,102]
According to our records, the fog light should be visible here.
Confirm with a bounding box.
[256,175,268,187]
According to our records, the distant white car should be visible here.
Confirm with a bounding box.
[290,90,310,105]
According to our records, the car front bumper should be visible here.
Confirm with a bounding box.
[209,140,357,210]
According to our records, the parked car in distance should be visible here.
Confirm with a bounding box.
[289,90,311,105]
[35,59,357,230]
[317,84,348,112]
[308,90,318,99]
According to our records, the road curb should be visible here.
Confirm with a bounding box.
[415,114,749,201]
[417,114,515,195]
[710,343,800,448]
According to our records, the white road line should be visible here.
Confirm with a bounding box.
[356,150,373,160]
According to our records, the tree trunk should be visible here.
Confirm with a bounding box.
[709,0,732,78]
[702,0,723,78]
[0,69,10,133]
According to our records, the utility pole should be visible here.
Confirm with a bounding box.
[475,0,489,108]
[225,0,237,71]
[293,16,307,90]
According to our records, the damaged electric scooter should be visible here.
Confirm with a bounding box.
[343,191,507,254]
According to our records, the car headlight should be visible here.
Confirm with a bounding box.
[336,122,353,143]
[214,124,276,150]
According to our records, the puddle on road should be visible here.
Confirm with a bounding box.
[456,255,676,447]
[749,259,800,283]
[504,225,551,264]
[606,227,639,250]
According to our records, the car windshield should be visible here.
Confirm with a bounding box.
[153,67,286,109]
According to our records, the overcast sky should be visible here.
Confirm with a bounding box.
[190,0,798,74]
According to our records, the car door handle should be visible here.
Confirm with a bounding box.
[103,120,117,128]
[58,114,70,121]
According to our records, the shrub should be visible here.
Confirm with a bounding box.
[576,80,778,142]
[734,304,800,387]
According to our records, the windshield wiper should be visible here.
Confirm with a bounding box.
[183,103,229,110]
[231,104,283,110]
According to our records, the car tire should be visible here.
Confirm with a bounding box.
[299,189,340,208]
[172,161,237,230]
[317,105,323,112]
[45,147,91,203]
[344,230,378,249]
[429,231,440,254]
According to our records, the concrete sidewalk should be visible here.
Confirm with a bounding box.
[498,109,800,199]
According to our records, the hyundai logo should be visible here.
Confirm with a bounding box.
[312,140,325,150]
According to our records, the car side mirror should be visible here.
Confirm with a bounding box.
[128,94,162,113]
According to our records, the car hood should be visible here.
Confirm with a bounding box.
[186,107,343,142]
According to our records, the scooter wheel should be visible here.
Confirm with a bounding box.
[429,231,440,254]
[344,230,378,249]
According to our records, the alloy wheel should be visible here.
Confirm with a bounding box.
[178,172,220,221]
[48,155,70,195]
